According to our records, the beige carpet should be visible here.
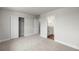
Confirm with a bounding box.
[0,35,78,51]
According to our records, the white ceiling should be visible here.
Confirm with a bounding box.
[0,7,61,15]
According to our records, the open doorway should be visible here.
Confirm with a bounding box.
[19,17,24,37]
[47,15,55,40]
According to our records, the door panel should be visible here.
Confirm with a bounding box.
[11,16,19,39]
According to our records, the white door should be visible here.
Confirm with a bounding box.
[11,16,19,39]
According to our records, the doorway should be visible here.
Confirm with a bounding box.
[19,17,24,37]
[47,15,55,40]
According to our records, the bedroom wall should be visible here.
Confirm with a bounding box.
[0,10,11,41]
[40,7,79,49]
[40,15,48,38]
[0,9,39,42]
[34,16,39,34]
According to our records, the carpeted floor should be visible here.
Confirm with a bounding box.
[0,35,78,51]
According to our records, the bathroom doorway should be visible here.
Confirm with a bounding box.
[19,17,24,37]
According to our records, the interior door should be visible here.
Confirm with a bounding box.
[11,16,19,39]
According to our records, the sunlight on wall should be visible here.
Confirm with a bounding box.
[47,15,55,35]
[47,15,55,27]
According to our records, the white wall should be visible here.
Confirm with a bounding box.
[0,10,39,42]
[40,7,79,49]
[0,10,10,41]
[34,16,39,34]
[48,27,54,35]
[24,16,34,36]
[40,15,48,38]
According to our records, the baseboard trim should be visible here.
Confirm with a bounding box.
[0,39,10,43]
[24,33,39,37]
[55,40,79,50]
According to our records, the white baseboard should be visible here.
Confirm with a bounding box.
[24,33,38,37]
[0,33,37,43]
[55,39,79,50]
[0,38,10,43]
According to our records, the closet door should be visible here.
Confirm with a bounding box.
[11,16,19,39]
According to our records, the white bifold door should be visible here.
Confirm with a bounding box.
[11,16,19,39]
